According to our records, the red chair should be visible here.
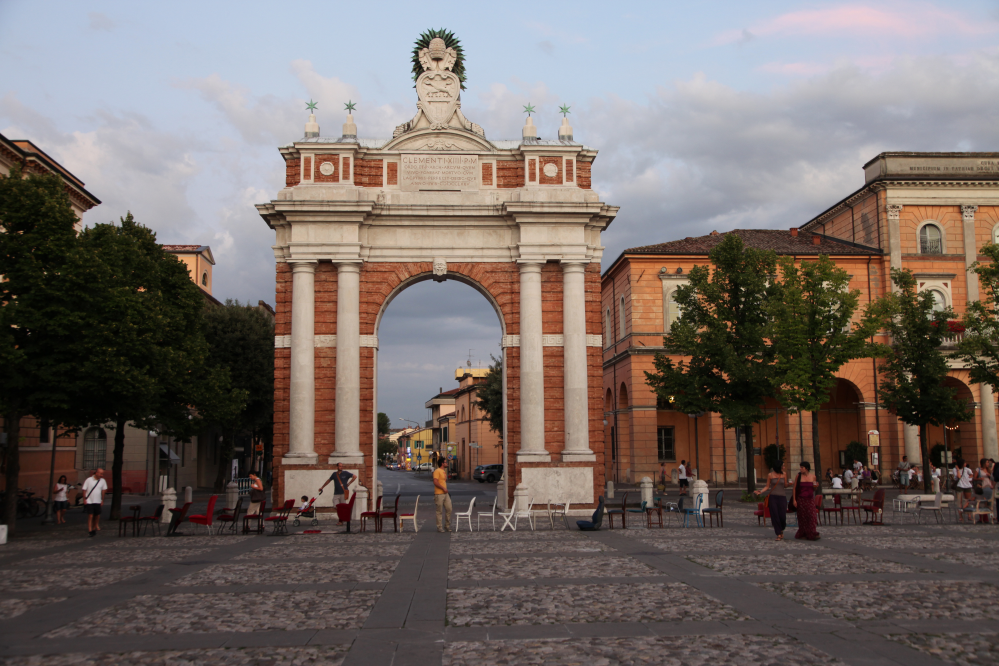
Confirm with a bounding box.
[216,498,243,535]
[188,495,219,535]
[379,495,400,533]
[243,498,267,534]
[137,505,165,536]
[166,502,193,536]
[841,493,862,525]
[360,495,383,532]
[265,499,296,535]
[754,501,770,526]
[861,489,885,525]
[336,492,357,532]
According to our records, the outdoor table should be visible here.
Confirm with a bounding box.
[820,488,861,496]
[897,494,954,503]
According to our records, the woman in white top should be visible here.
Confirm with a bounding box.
[956,459,975,519]
[53,475,71,524]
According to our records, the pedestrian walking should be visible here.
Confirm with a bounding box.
[956,458,974,520]
[658,462,667,490]
[677,460,688,496]
[80,468,107,537]
[246,473,265,517]
[754,460,788,541]
[318,463,356,525]
[793,462,820,541]
[433,457,452,532]
[53,475,71,525]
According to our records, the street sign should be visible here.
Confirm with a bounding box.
[867,430,880,447]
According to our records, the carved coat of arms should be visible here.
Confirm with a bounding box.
[394,37,484,139]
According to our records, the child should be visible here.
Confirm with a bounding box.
[298,495,310,514]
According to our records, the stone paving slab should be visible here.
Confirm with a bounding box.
[448,555,656,580]
[442,634,845,665]
[887,631,999,665]
[636,537,828,553]
[0,567,155,592]
[45,590,380,637]
[689,553,923,576]
[234,543,410,560]
[448,539,612,555]
[759,580,999,622]
[170,561,399,586]
[929,552,999,569]
[99,536,257,548]
[830,536,986,550]
[0,645,349,666]
[28,548,216,564]
[446,582,748,626]
[448,530,587,541]
[0,597,66,620]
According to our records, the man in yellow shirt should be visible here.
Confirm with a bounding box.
[433,457,452,532]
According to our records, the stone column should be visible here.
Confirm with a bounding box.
[981,383,998,460]
[286,261,318,464]
[331,263,364,463]
[562,261,594,461]
[518,262,549,461]
[903,423,922,464]
[963,205,980,303]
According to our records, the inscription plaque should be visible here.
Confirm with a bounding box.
[400,154,479,191]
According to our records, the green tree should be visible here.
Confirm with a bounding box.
[770,255,874,487]
[473,355,503,436]
[202,300,273,490]
[66,214,220,519]
[873,269,974,492]
[0,166,80,535]
[958,242,999,392]
[378,412,391,438]
[645,234,778,492]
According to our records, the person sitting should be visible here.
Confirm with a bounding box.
[297,495,310,513]
[831,475,843,489]
[843,468,854,485]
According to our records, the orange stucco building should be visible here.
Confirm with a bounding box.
[603,152,999,487]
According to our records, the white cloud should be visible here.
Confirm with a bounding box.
[87,12,115,32]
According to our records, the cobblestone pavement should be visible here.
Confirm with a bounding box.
[1,491,998,666]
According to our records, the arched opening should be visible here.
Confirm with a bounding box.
[926,377,977,464]
[604,388,613,412]
[817,379,863,474]
[376,274,505,480]
[618,383,629,409]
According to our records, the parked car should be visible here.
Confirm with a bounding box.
[413,462,432,471]
[473,464,503,483]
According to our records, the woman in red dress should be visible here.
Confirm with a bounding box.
[794,461,820,541]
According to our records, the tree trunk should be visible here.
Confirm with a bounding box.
[919,424,932,494]
[110,416,126,521]
[213,433,233,492]
[810,410,823,491]
[745,425,756,493]
[2,410,22,536]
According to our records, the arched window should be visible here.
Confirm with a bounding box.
[618,383,629,409]
[928,289,946,313]
[605,307,613,345]
[992,224,999,246]
[83,428,107,471]
[919,223,943,254]
[605,388,613,411]
[618,296,626,341]
[201,271,208,286]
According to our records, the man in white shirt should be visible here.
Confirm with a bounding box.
[843,468,854,485]
[831,475,844,489]
[677,461,688,496]
[80,468,107,537]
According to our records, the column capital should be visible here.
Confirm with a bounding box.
[288,260,318,274]
[518,261,543,273]
[962,205,978,221]
[560,261,587,273]
[336,262,362,274]
[886,204,903,221]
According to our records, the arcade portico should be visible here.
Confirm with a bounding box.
[258,34,618,512]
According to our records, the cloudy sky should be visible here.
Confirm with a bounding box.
[3,1,999,423]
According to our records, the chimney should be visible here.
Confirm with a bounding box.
[709,230,719,236]
[790,227,798,237]
[812,234,821,246]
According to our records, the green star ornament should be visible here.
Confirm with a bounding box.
[523,103,535,116]
[305,99,318,112]
[559,104,571,117]
[344,100,357,112]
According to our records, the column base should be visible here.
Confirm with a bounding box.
[516,451,551,463]
[328,452,365,465]
[561,451,596,463]
[281,453,319,465]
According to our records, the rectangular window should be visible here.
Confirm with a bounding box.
[657,426,676,461]
[39,418,50,444]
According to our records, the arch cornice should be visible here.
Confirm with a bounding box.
[382,128,496,152]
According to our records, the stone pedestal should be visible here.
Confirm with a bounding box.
[184,486,193,504]
[352,486,368,521]
[0,525,7,545]
[691,479,709,513]
[225,481,239,511]
[161,487,177,524]
[640,476,654,508]
[606,480,615,500]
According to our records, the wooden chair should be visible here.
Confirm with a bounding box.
[188,495,219,535]
[399,495,419,532]
[476,496,498,531]
[841,492,862,525]
[360,496,383,532]
[754,501,769,526]
[645,497,664,528]
[821,494,844,526]
[166,501,193,536]
[861,489,885,525]
[242,498,267,534]
[264,499,296,535]
[606,492,628,529]
[137,504,164,536]
[379,495,400,533]
[963,494,995,524]
[216,498,243,535]
[702,490,724,527]
[336,493,357,532]
[119,504,142,537]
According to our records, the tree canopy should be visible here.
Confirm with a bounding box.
[958,242,999,392]
[473,355,503,436]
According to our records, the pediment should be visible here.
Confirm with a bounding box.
[384,128,494,153]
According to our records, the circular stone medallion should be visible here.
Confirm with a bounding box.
[543,163,559,178]
[319,161,335,176]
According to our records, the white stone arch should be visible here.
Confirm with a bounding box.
[916,219,946,255]
[374,270,507,337]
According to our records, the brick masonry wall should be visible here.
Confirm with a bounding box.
[528,159,537,183]
[314,154,339,183]
[566,159,574,183]
[285,158,300,188]
[481,162,492,186]
[577,160,592,189]
[342,157,351,183]
[302,156,312,182]
[539,156,561,185]
[355,159,384,188]
[386,162,398,186]
[497,160,524,188]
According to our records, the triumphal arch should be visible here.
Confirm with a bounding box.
[258,34,618,513]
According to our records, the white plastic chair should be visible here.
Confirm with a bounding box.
[399,495,420,532]
[917,490,944,524]
[550,498,570,529]
[477,496,498,531]
[454,497,475,532]
[516,497,535,531]
[535,500,556,530]
[498,503,516,531]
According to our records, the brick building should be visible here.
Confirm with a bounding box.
[604,152,999,487]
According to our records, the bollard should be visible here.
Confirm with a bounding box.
[161,487,177,524]
[225,481,239,512]
[376,481,384,511]
[606,480,615,500]
[0,525,7,545]
[184,486,193,504]
[932,476,940,493]
[353,486,368,521]
[691,479,709,516]
[640,476,654,508]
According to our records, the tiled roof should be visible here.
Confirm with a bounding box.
[162,244,205,252]
[624,229,881,256]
